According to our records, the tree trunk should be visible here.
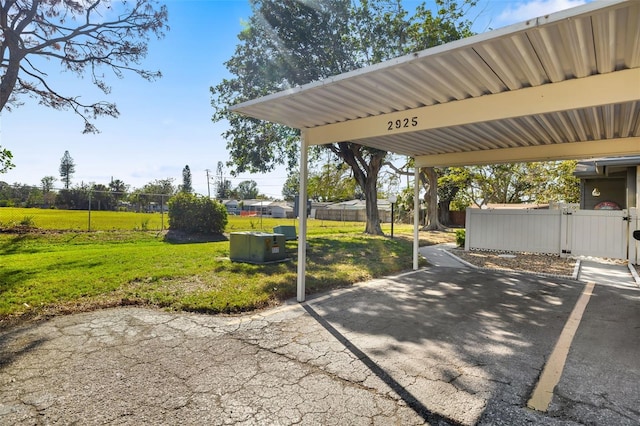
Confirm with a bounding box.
[0,42,23,111]
[421,167,447,231]
[363,176,383,234]
[0,2,36,111]
[333,142,385,235]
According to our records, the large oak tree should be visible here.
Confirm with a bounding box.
[211,0,476,235]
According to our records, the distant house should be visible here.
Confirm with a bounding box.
[223,199,294,218]
[222,199,240,215]
[269,202,293,218]
[314,199,393,222]
[148,201,168,213]
[574,156,639,210]
[240,200,269,216]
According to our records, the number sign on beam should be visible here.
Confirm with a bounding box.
[305,68,640,148]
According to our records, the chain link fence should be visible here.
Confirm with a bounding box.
[0,185,172,231]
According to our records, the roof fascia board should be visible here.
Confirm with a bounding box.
[230,0,628,116]
[305,68,640,146]
[414,137,640,167]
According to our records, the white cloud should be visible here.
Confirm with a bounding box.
[497,0,588,25]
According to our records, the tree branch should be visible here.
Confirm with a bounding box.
[0,0,167,130]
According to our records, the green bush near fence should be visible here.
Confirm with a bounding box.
[168,193,227,234]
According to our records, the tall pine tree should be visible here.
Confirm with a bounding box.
[181,165,193,194]
[59,151,75,189]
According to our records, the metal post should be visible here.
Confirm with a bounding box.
[206,169,211,198]
[88,190,92,232]
[413,166,420,270]
[161,195,165,230]
[389,195,397,239]
[391,202,395,239]
[297,132,309,302]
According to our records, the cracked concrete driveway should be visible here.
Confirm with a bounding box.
[1,267,639,425]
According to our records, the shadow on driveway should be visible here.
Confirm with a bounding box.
[304,268,590,424]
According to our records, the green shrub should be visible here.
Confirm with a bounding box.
[455,229,465,247]
[168,193,228,235]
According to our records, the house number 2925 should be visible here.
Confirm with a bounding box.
[387,117,418,131]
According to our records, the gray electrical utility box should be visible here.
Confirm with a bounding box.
[229,232,287,264]
[273,225,297,241]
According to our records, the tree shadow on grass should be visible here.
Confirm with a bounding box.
[163,230,228,244]
[0,233,34,255]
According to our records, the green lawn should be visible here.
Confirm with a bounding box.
[0,208,455,325]
[0,207,168,231]
[0,206,396,234]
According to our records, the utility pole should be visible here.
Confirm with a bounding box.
[216,161,224,201]
[205,169,211,198]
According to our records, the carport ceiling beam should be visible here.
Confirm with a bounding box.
[415,137,640,167]
[305,68,640,146]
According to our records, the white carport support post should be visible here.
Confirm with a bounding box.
[413,166,420,270]
[297,132,309,302]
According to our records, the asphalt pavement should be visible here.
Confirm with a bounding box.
[1,257,638,425]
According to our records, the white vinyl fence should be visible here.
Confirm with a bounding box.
[465,207,638,262]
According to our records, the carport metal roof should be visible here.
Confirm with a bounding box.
[232,0,640,167]
[230,0,640,301]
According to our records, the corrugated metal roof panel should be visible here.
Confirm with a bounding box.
[230,0,639,163]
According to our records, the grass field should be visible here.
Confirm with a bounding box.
[0,206,399,234]
[0,207,168,231]
[0,207,456,326]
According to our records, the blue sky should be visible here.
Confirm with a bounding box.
[0,0,588,198]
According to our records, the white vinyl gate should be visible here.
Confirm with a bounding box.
[561,209,628,259]
[466,208,639,262]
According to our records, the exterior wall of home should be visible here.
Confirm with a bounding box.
[627,167,637,209]
[270,206,292,218]
[581,176,626,210]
